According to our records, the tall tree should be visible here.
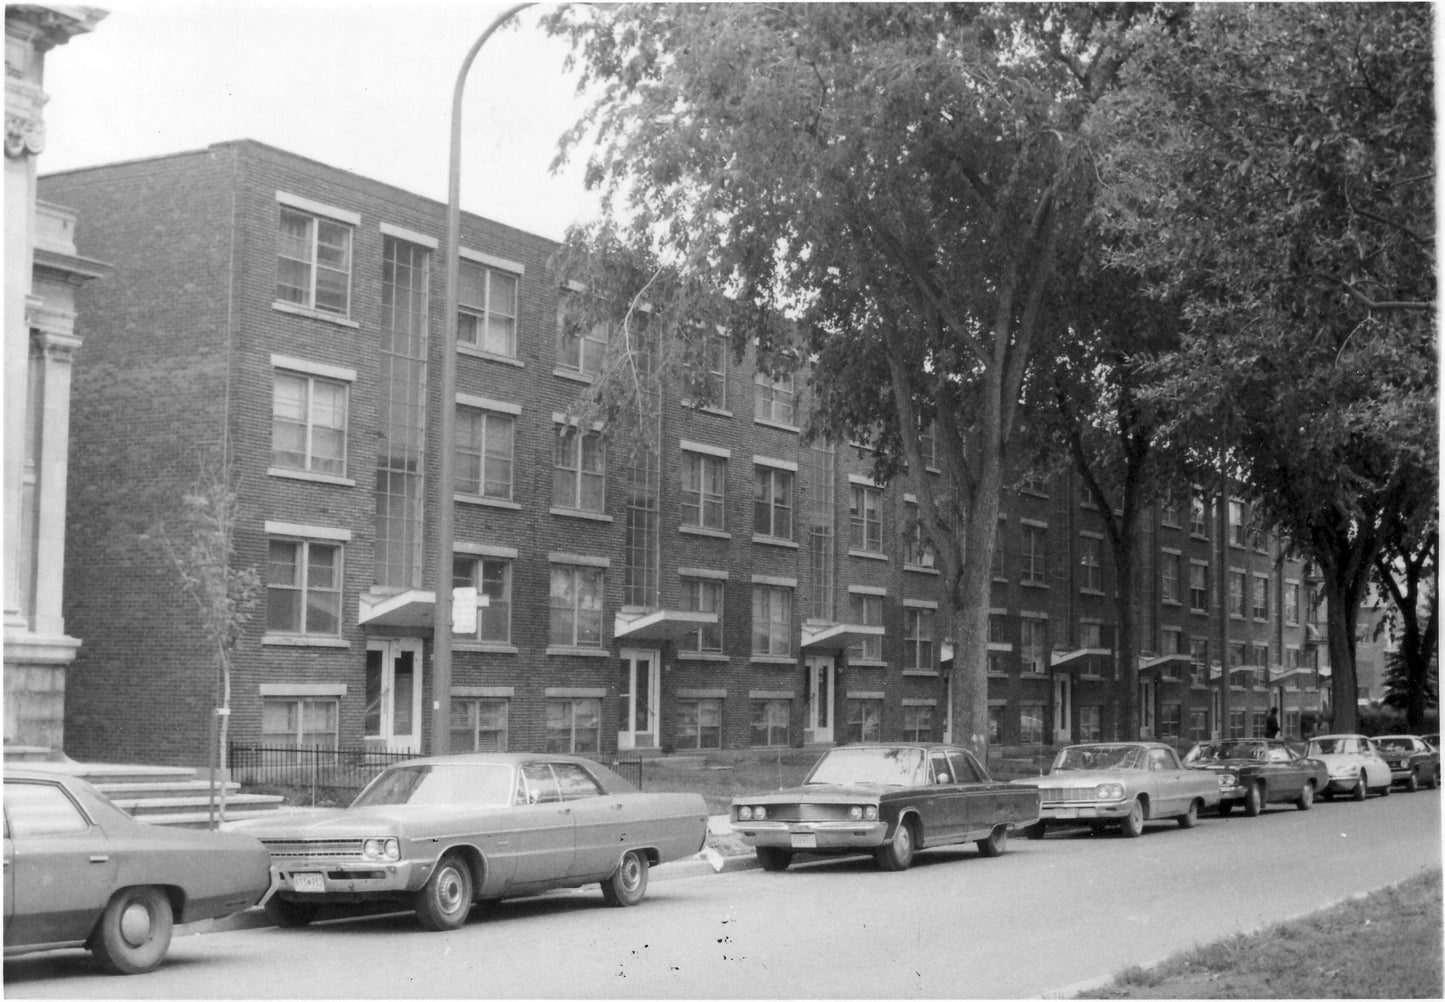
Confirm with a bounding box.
[546,3,1136,759]
[1091,3,1435,731]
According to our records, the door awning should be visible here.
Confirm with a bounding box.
[1050,647,1112,669]
[358,589,436,629]
[1139,653,1193,673]
[613,609,717,642]
[801,622,884,650]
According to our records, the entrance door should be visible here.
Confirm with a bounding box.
[1138,677,1157,739]
[807,655,835,744]
[617,649,659,751]
[1053,675,1072,743]
[365,639,423,753]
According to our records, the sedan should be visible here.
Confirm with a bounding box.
[1305,734,1393,800]
[729,743,1040,872]
[226,753,707,931]
[1011,742,1220,838]
[1183,739,1329,814]
[3,769,271,974]
[1371,734,1440,792]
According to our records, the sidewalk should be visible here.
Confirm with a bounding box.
[180,815,754,937]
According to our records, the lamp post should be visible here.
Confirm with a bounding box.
[432,2,535,755]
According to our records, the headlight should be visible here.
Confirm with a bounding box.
[737,805,766,821]
[362,837,400,861]
[848,805,863,820]
[1094,783,1125,801]
[864,805,878,820]
[1219,772,1237,787]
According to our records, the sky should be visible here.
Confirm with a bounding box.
[40,0,603,242]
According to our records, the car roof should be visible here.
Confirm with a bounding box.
[367,752,607,769]
[1062,741,1173,750]
[1310,733,1368,740]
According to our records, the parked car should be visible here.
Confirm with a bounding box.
[1371,734,1440,792]
[729,743,1039,872]
[1182,739,1329,814]
[3,769,271,974]
[225,753,706,931]
[1423,734,1440,751]
[1304,734,1393,800]
[1010,741,1220,838]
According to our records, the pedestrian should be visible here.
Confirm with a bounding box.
[1265,707,1281,739]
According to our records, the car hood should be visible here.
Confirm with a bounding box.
[1011,770,1141,787]
[732,783,897,804]
[224,804,477,837]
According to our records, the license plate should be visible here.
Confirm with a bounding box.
[1051,808,1079,819]
[290,872,325,894]
[790,832,818,849]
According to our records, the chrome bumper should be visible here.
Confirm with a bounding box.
[730,820,890,851]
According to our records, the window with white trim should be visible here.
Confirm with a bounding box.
[549,565,604,648]
[450,697,509,751]
[458,261,518,357]
[753,466,794,540]
[676,698,723,750]
[753,371,795,425]
[682,452,726,530]
[1189,562,1209,613]
[845,699,882,742]
[903,704,934,742]
[849,485,883,553]
[453,555,511,644]
[750,699,790,746]
[904,607,934,671]
[277,207,352,315]
[849,593,883,661]
[553,427,606,512]
[1285,581,1301,625]
[267,539,342,635]
[1252,574,1270,620]
[1021,524,1047,584]
[680,577,724,653]
[1229,569,1247,618]
[1079,536,1103,592]
[1161,552,1181,604]
[262,696,339,748]
[558,301,609,375]
[1189,493,1209,537]
[684,331,728,409]
[546,698,601,754]
[272,370,348,476]
[1021,618,1047,673]
[751,584,793,656]
[456,406,515,500]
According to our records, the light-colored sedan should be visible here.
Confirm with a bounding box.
[226,753,707,931]
[1305,734,1393,800]
[1010,741,1220,838]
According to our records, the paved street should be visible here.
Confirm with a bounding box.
[4,791,1440,999]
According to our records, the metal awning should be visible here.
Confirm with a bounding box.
[613,609,717,642]
[358,589,436,629]
[1050,647,1112,669]
[1139,653,1193,674]
[801,622,885,650]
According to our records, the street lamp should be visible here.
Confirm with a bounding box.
[432,2,535,755]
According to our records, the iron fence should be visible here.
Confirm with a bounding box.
[610,757,644,789]
[229,744,415,798]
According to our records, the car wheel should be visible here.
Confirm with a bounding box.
[1405,770,1419,793]
[601,849,649,907]
[1296,782,1315,811]
[755,847,792,872]
[1378,779,1391,797]
[875,818,916,871]
[1217,800,1233,817]
[1352,773,1368,801]
[414,854,474,931]
[976,825,1009,858]
[264,895,319,928]
[90,886,173,975]
[1244,782,1263,817]
[1429,769,1439,791]
[1023,821,1047,840]
[1177,800,1199,829]
[1119,799,1145,838]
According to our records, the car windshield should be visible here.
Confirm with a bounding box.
[1051,745,1146,771]
[351,763,514,808]
[1184,742,1220,763]
[806,747,926,787]
[1308,738,1360,756]
[1216,741,1267,761]
[1374,738,1414,753]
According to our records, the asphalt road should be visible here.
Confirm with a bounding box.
[5,790,1440,999]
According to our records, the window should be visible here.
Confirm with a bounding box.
[450,697,509,751]
[267,540,342,635]
[1079,706,1103,742]
[904,504,936,568]
[1079,621,1104,649]
[1190,637,1210,680]
[680,577,724,653]
[988,705,1004,742]
[1079,536,1103,592]
[1161,552,1181,604]
[1189,709,1209,742]
[845,699,883,743]
[750,699,790,746]
[553,427,606,512]
[455,407,515,500]
[1021,524,1047,584]
[3,782,90,837]
[1228,500,1245,546]
[753,466,794,539]
[751,584,793,656]
[904,607,934,671]
[1160,495,1180,527]
[1285,582,1301,625]
[1229,569,1247,618]
[918,422,937,469]
[849,485,883,553]
[1189,493,1209,536]
[903,704,934,742]
[1252,642,1269,668]
[546,698,601,754]
[453,556,511,644]
[989,613,1011,645]
[1020,704,1046,744]
[376,237,430,590]
[458,261,518,357]
[1252,574,1270,620]
[684,331,727,409]
[754,371,795,425]
[272,371,347,476]
[1306,585,1321,626]
[1161,629,1184,656]
[1229,642,1247,669]
[1021,619,1047,673]
[261,697,339,748]
[682,452,726,530]
[1229,709,1246,739]
[1160,703,1182,739]
[1189,562,1209,613]
[676,698,723,750]
[549,565,604,648]
[559,307,609,375]
[849,593,883,661]
[277,207,352,315]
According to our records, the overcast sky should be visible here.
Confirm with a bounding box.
[41,0,602,242]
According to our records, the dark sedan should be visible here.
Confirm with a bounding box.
[1372,735,1440,792]
[3,769,272,974]
[729,743,1040,872]
[1183,739,1329,814]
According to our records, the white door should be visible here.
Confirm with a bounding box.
[365,638,423,753]
[1138,677,1157,739]
[1053,675,1072,743]
[617,649,659,751]
[807,655,835,744]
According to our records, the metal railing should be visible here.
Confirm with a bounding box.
[610,757,644,789]
[229,744,416,799]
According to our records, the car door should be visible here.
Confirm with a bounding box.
[1264,741,1303,799]
[508,764,576,887]
[919,750,966,843]
[1145,747,1184,814]
[3,779,117,947]
[554,763,628,880]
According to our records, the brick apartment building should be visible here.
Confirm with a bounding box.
[38,140,1329,769]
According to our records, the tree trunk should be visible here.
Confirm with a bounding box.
[951,443,1005,764]
[1112,519,1141,739]
[1324,582,1359,733]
